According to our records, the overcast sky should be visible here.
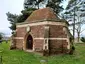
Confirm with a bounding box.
[0,0,24,36]
[0,0,76,37]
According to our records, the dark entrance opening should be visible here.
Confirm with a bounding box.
[26,34,33,50]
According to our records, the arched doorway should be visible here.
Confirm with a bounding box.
[26,34,33,50]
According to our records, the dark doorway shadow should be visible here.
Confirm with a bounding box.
[26,34,33,50]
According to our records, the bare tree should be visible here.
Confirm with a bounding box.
[75,10,85,42]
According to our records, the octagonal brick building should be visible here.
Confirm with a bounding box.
[11,8,73,55]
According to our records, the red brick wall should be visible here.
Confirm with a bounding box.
[49,25,67,38]
[31,25,45,38]
[31,25,45,52]
[16,27,26,37]
[15,25,45,50]
[14,24,69,54]
[33,39,44,52]
[49,25,68,54]
[14,27,26,49]
[49,40,68,54]
[15,39,23,50]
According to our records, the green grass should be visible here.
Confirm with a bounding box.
[0,42,85,64]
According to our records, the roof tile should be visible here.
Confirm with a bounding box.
[25,7,60,23]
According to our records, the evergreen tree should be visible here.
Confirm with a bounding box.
[6,12,18,31]
[24,0,64,14]
[6,8,37,31]
[24,0,45,9]
[46,0,64,14]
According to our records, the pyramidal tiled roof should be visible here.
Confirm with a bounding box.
[25,7,60,23]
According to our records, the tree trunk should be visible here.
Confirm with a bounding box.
[73,9,75,42]
[38,4,39,9]
[77,32,80,42]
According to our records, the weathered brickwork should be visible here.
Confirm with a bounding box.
[15,39,23,50]
[33,39,44,51]
[49,25,67,38]
[31,25,45,38]
[16,27,26,37]
[49,40,68,54]
[11,8,73,55]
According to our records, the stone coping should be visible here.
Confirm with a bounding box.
[16,19,69,26]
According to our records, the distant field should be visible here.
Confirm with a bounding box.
[0,41,85,64]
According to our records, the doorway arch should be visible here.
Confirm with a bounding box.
[26,34,33,50]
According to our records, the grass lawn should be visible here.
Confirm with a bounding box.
[0,42,85,64]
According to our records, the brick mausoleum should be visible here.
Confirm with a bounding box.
[11,8,73,55]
